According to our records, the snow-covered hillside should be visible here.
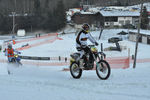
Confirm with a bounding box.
[0,29,150,100]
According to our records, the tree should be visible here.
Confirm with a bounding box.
[141,6,149,29]
[41,0,66,31]
[125,0,129,6]
[32,0,42,29]
[56,0,66,28]
[51,0,66,31]
[42,0,50,13]
[116,0,122,6]
[33,0,41,16]
[0,0,79,33]
[0,13,12,34]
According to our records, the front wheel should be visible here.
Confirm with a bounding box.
[70,62,82,79]
[96,60,111,80]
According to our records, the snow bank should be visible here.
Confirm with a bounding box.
[0,63,8,75]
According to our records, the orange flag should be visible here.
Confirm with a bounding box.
[13,40,16,45]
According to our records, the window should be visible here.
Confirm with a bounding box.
[125,20,130,25]
[119,20,124,25]
[105,17,118,22]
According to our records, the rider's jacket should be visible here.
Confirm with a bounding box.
[76,30,96,48]
[7,48,14,57]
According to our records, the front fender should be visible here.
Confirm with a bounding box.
[16,57,21,62]
[98,52,106,58]
[70,58,75,65]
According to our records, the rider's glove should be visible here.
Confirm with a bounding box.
[95,42,99,46]
[18,52,21,54]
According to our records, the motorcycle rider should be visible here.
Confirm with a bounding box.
[76,23,99,67]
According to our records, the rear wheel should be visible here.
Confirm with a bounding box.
[70,62,82,79]
[96,60,111,80]
[11,58,16,63]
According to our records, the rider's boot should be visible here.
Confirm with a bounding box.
[79,59,84,68]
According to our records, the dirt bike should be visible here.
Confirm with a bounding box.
[70,45,111,80]
[9,51,22,66]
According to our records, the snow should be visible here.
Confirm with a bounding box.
[100,10,140,17]
[0,29,150,100]
[128,2,150,11]
[0,63,8,75]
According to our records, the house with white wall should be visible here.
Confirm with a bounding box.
[100,10,140,27]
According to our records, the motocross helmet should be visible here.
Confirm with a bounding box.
[82,23,90,32]
[8,44,12,49]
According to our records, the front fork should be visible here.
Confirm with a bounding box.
[92,53,99,66]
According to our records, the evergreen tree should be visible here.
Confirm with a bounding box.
[45,0,50,10]
[33,0,41,15]
[115,0,122,6]
[41,0,50,30]
[0,14,12,34]
[58,0,66,28]
[0,0,81,33]
[52,0,66,31]
[125,0,129,6]
[32,0,42,29]
[72,1,80,8]
[47,11,57,31]
[141,6,149,29]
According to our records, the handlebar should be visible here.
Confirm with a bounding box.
[88,45,96,47]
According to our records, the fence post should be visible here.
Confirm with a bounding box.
[59,56,61,61]
[128,48,130,68]
[36,34,38,38]
[65,57,67,62]
[0,45,2,52]
[101,43,104,60]
[128,48,130,59]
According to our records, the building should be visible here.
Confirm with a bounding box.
[129,30,150,45]
[100,10,140,27]
[147,11,150,28]
[71,10,140,29]
[71,11,104,29]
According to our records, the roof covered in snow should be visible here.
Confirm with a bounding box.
[128,2,150,11]
[130,29,150,35]
[100,10,140,17]
[80,11,96,14]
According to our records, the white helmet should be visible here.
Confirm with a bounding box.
[8,44,12,49]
